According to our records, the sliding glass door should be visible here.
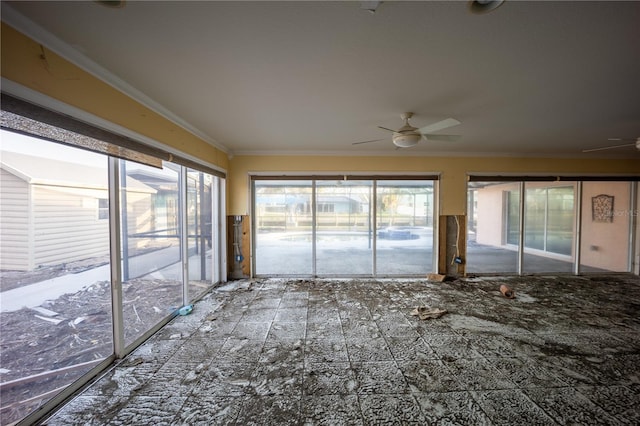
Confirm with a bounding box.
[120,160,183,346]
[187,169,217,299]
[254,180,313,275]
[315,180,373,275]
[467,179,633,274]
[467,182,520,273]
[0,128,225,425]
[522,183,576,273]
[0,133,113,424]
[252,177,436,277]
[376,180,434,275]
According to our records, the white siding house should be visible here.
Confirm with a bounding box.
[0,167,30,270]
[0,152,155,271]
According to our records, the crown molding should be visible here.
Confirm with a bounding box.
[230,148,622,160]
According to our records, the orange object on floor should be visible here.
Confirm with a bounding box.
[500,284,515,299]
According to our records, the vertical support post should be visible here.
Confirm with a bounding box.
[517,181,525,275]
[119,160,129,281]
[372,180,377,276]
[108,157,125,358]
[433,180,439,273]
[220,178,228,282]
[199,172,207,280]
[312,180,317,277]
[574,182,583,275]
[543,188,549,252]
[250,179,256,278]
[180,166,189,305]
[629,181,638,274]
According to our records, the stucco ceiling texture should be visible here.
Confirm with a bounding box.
[5,1,640,158]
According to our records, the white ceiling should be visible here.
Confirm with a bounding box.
[4,1,640,159]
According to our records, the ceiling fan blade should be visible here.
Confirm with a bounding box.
[582,142,635,153]
[352,138,386,145]
[418,118,461,134]
[377,126,398,133]
[424,134,461,142]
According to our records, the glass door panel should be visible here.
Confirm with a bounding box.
[254,180,313,275]
[120,160,183,346]
[546,187,574,255]
[211,176,223,283]
[316,180,373,275]
[466,182,520,273]
[376,180,434,275]
[187,169,214,299]
[523,183,576,273]
[524,187,546,251]
[506,190,520,246]
[0,132,113,424]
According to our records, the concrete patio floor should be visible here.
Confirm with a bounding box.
[45,275,640,425]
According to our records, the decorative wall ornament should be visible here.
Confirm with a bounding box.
[592,194,614,223]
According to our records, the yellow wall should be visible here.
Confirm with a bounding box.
[229,155,639,215]
[1,23,228,171]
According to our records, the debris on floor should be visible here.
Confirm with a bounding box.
[500,284,516,299]
[177,304,194,316]
[426,273,447,282]
[410,306,448,320]
[34,276,640,426]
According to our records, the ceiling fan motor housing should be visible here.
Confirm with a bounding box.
[392,132,421,148]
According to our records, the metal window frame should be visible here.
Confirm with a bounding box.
[468,177,638,276]
[3,104,228,425]
[180,166,190,305]
[251,175,438,278]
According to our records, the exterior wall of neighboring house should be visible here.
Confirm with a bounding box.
[476,183,515,247]
[317,197,362,214]
[31,185,110,268]
[0,156,156,271]
[477,181,577,258]
[0,168,31,270]
[580,181,631,271]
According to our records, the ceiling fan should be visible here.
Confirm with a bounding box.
[582,137,640,153]
[353,112,461,149]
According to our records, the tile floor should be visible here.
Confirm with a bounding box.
[45,275,640,425]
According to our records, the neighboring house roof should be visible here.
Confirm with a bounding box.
[127,168,179,192]
[0,151,155,193]
[317,195,363,204]
[256,194,366,205]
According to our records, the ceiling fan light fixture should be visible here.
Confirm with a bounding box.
[392,133,421,148]
[469,0,504,14]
